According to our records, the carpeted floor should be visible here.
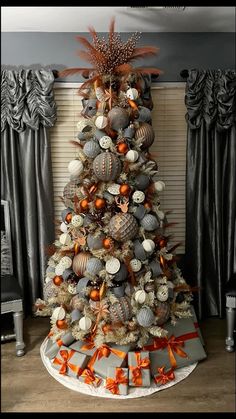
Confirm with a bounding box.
[1,315,235,412]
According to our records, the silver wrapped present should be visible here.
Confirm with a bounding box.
[52,345,89,378]
[128,351,151,387]
[45,331,75,359]
[105,367,129,395]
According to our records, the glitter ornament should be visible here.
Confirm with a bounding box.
[142,239,155,253]
[125,150,139,162]
[95,115,108,130]
[132,190,145,204]
[68,159,84,177]
[60,256,72,269]
[93,152,121,182]
[83,140,101,159]
[136,306,155,327]
[109,213,138,242]
[156,285,169,302]
[79,316,92,331]
[105,257,121,274]
[130,259,142,272]
[71,214,84,228]
[135,290,147,304]
[107,183,120,195]
[86,258,104,275]
[140,214,159,231]
[99,136,112,149]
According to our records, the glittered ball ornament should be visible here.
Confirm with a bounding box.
[107,107,129,132]
[95,115,108,130]
[109,213,138,242]
[132,190,145,204]
[155,301,171,325]
[136,306,155,327]
[109,296,133,324]
[135,290,147,304]
[94,198,106,210]
[156,285,169,302]
[140,214,159,231]
[71,214,84,228]
[83,140,101,159]
[93,152,121,182]
[87,232,105,250]
[79,316,92,331]
[130,259,142,272]
[56,319,68,330]
[105,257,121,274]
[119,184,131,196]
[72,252,91,277]
[134,174,150,191]
[60,256,72,269]
[117,142,128,154]
[125,150,139,162]
[99,136,112,150]
[142,239,155,253]
[89,288,100,301]
[86,258,104,276]
[68,159,84,177]
[137,106,152,123]
[135,122,155,149]
[154,181,165,192]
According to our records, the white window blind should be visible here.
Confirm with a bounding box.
[50,85,187,253]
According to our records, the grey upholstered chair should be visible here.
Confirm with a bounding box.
[1,200,25,356]
[225,273,236,352]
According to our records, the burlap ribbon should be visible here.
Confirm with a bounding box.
[129,352,150,386]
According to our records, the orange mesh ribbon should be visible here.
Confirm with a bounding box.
[154,366,175,385]
[105,368,128,395]
[53,349,83,376]
[129,352,150,386]
[143,331,198,368]
[85,343,126,372]
[80,368,102,387]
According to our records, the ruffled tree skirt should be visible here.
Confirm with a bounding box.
[40,338,197,399]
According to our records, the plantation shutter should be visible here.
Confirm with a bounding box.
[51,85,187,253]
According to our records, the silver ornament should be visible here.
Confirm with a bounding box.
[83,140,101,159]
[136,306,155,327]
[132,190,145,204]
[107,107,129,131]
[105,257,120,274]
[113,263,128,282]
[134,174,150,190]
[140,214,159,231]
[86,258,104,275]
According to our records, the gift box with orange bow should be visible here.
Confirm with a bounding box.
[153,366,176,387]
[52,345,89,378]
[105,367,129,395]
[128,351,151,387]
[78,367,102,387]
[143,317,207,376]
[45,331,75,359]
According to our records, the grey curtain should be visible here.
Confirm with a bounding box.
[184,69,236,319]
[1,69,57,313]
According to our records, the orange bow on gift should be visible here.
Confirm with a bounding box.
[53,349,83,376]
[87,344,126,371]
[129,352,150,386]
[154,366,175,385]
[80,368,102,387]
[105,368,128,395]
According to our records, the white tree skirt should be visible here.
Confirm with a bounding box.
[40,338,197,399]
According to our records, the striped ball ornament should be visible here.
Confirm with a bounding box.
[72,252,91,277]
[109,296,133,324]
[135,122,155,149]
[93,152,121,182]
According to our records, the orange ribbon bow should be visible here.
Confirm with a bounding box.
[53,349,83,376]
[87,344,126,371]
[80,368,102,387]
[129,352,150,386]
[105,368,128,395]
[154,366,175,385]
[143,331,198,368]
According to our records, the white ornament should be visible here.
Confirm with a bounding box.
[95,115,108,130]
[99,136,112,149]
[107,183,120,195]
[157,285,169,302]
[59,233,72,246]
[52,306,66,321]
[79,316,92,331]
[154,181,165,192]
[135,289,147,304]
[60,222,68,233]
[55,264,65,276]
[45,276,52,284]
[130,259,142,272]
[60,256,72,269]
[68,284,77,295]
[132,190,145,204]
[105,257,121,274]
[125,150,139,162]
[126,88,139,100]
[77,119,94,133]
[68,159,84,177]
[71,214,84,227]
[142,239,155,253]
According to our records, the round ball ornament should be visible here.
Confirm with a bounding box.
[59,233,72,246]
[60,256,72,269]
[90,288,100,301]
[109,213,138,242]
[60,222,68,233]
[95,115,108,130]
[155,301,171,325]
[107,107,129,132]
[135,122,155,149]
[87,232,105,250]
[105,257,121,275]
[126,88,139,100]
[117,142,128,154]
[77,119,95,134]
[93,152,121,182]
[76,277,90,296]
[119,184,131,196]
[157,285,169,302]
[52,306,66,321]
[136,306,155,327]
[80,198,89,211]
[61,208,73,223]
[140,214,159,231]
[134,174,150,191]
[113,263,128,283]
[72,252,91,277]
[142,239,155,253]
[99,136,112,150]
[109,296,132,324]
[68,159,84,177]
[132,190,145,204]
[130,259,142,272]
[53,275,63,287]
[83,140,101,159]
[94,198,106,210]
[55,264,65,276]
[133,204,147,221]
[71,214,84,228]
[103,237,113,250]
[125,150,139,162]
[86,258,104,276]
[135,290,147,304]
[79,316,92,331]
[107,183,120,195]
[56,320,68,330]
[134,239,147,261]
[137,106,152,123]
[154,181,165,192]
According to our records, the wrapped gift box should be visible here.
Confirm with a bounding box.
[52,345,89,378]
[45,331,75,359]
[87,343,130,379]
[190,305,205,346]
[128,351,151,387]
[143,317,207,376]
[153,366,176,387]
[70,339,95,357]
[105,367,129,395]
[78,367,102,387]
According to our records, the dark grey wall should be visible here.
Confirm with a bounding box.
[1,32,235,82]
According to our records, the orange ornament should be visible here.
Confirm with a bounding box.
[90,289,100,301]
[94,198,106,210]
[53,275,63,286]
[65,213,72,223]
[119,184,131,196]
[74,243,80,255]
[159,238,167,248]
[102,324,113,334]
[117,142,128,154]
[144,201,152,210]
[103,237,113,249]
[56,319,68,330]
[80,198,89,211]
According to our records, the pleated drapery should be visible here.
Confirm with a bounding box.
[184,69,236,319]
[1,69,57,313]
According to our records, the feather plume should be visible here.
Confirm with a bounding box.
[109,17,115,44]
[130,46,159,60]
[59,67,95,78]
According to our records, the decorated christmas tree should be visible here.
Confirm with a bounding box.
[35,20,206,394]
